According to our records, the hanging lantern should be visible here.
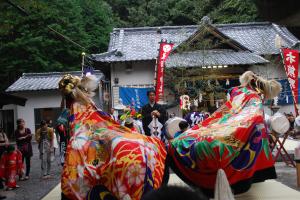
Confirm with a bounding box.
[199,92,203,103]
[273,96,278,106]
[194,99,199,107]
[226,79,230,86]
[180,95,190,110]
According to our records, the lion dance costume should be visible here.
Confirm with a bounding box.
[168,71,281,197]
[59,75,167,200]
[59,71,280,199]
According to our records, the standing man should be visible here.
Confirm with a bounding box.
[141,90,167,137]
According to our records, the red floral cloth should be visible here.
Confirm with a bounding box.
[0,149,23,188]
[61,102,167,200]
[168,87,276,196]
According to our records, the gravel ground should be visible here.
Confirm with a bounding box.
[1,143,62,200]
[275,162,300,192]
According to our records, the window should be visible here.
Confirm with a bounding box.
[34,108,61,130]
[0,110,14,140]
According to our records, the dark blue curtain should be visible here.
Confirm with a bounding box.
[119,87,153,110]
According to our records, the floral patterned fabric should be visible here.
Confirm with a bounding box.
[168,87,277,196]
[0,149,23,188]
[61,102,167,200]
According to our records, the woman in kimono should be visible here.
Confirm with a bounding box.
[168,71,281,197]
[0,145,23,190]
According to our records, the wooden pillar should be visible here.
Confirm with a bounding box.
[296,160,300,187]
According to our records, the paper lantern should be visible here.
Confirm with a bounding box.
[226,79,230,86]
[180,95,190,110]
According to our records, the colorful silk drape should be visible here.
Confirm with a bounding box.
[61,102,167,200]
[168,87,277,196]
[0,149,23,188]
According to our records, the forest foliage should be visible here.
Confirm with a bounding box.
[0,0,258,91]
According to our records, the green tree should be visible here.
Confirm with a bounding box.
[106,0,258,27]
[0,0,114,91]
[78,0,114,53]
[209,0,258,23]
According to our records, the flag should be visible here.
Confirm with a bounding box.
[119,87,152,110]
[155,40,174,102]
[83,65,94,76]
[282,48,299,104]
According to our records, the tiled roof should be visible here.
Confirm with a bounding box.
[219,23,299,54]
[93,26,196,62]
[165,50,269,68]
[91,22,299,62]
[6,71,104,92]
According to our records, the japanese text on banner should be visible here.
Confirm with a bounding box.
[282,48,299,104]
[155,42,174,102]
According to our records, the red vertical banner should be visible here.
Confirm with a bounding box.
[282,48,299,114]
[155,41,174,102]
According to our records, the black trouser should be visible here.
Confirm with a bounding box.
[22,155,31,176]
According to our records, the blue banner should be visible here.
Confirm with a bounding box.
[119,87,152,110]
[277,78,300,105]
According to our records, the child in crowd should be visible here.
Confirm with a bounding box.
[0,145,23,190]
[174,120,189,138]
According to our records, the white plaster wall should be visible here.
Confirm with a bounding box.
[111,61,155,106]
[2,90,102,133]
[111,61,155,86]
[12,91,61,133]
